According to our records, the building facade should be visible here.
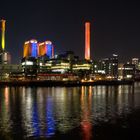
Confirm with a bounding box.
[23,40,38,58]
[38,41,54,59]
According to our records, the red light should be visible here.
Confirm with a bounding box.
[85,22,90,60]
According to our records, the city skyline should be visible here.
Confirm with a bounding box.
[0,0,140,63]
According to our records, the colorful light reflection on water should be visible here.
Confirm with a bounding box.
[0,83,140,139]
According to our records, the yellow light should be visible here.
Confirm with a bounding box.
[25,41,30,45]
[38,42,45,46]
[1,20,6,51]
[45,41,52,45]
[81,79,85,82]
[89,79,93,82]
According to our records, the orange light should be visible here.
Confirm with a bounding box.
[38,42,47,56]
[23,44,29,58]
[85,22,90,60]
[81,86,92,140]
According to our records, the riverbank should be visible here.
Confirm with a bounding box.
[0,79,134,87]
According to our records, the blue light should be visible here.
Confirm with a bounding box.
[46,98,55,137]
[32,43,38,57]
[32,102,40,137]
[46,44,52,58]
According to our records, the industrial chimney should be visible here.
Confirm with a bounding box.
[0,19,11,64]
[1,19,6,51]
[85,22,90,60]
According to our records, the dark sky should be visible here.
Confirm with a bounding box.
[0,0,140,63]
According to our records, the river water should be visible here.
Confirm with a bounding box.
[0,83,140,140]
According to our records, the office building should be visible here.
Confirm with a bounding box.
[21,57,38,78]
[23,39,38,58]
[123,63,135,79]
[110,54,118,79]
[38,41,54,59]
[97,54,118,79]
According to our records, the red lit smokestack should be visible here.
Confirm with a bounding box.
[85,22,90,60]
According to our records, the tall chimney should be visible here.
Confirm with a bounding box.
[1,19,6,51]
[85,22,90,60]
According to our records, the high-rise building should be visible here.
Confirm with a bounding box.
[23,39,38,58]
[38,41,54,58]
[85,22,90,60]
[98,58,109,74]
[110,54,118,79]
[98,54,118,79]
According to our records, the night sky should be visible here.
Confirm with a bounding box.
[0,0,140,63]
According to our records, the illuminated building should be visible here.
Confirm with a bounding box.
[40,59,70,74]
[37,51,92,80]
[97,54,118,79]
[98,58,109,74]
[23,39,38,58]
[110,54,118,79]
[51,60,70,73]
[123,63,135,79]
[38,41,54,59]
[37,51,79,80]
[118,63,124,80]
[131,58,140,79]
[37,56,78,80]
[21,57,37,78]
[73,61,91,71]
[85,22,90,60]
[38,51,75,73]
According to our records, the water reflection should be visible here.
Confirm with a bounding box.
[0,84,139,139]
[0,87,11,135]
[81,86,92,140]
